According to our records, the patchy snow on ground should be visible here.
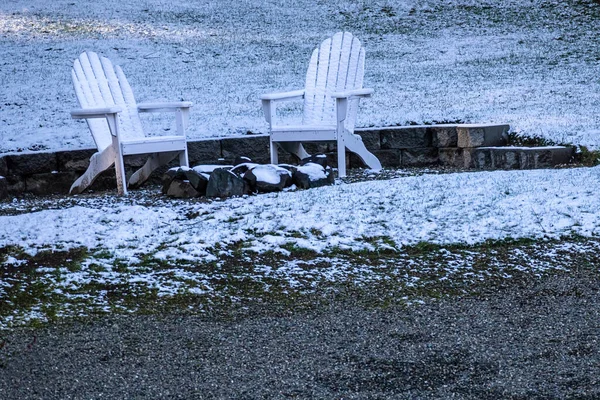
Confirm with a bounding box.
[2,0,600,328]
[3,166,600,328]
[2,167,599,261]
[2,0,600,153]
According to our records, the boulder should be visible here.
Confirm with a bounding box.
[166,180,200,198]
[192,164,232,174]
[206,168,246,198]
[293,162,335,189]
[277,164,298,175]
[183,169,210,195]
[161,167,187,194]
[234,156,253,166]
[243,164,292,193]
[231,162,259,176]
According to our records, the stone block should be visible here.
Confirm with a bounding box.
[380,126,432,149]
[0,156,7,176]
[467,149,493,169]
[401,148,439,167]
[187,139,222,166]
[374,150,401,168]
[348,153,367,169]
[438,148,465,167]
[5,175,25,194]
[518,146,574,169]
[300,154,329,168]
[221,135,269,164]
[488,148,521,169]
[25,172,80,195]
[518,150,541,169]
[354,129,381,151]
[324,152,343,170]
[431,126,458,147]
[143,164,173,186]
[548,146,575,165]
[87,170,119,192]
[457,124,509,148]
[56,148,95,172]
[5,152,58,176]
[0,176,8,200]
[472,146,575,170]
[302,142,331,155]
[275,151,298,166]
[124,154,148,169]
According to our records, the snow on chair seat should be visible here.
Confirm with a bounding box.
[261,32,382,177]
[70,51,192,195]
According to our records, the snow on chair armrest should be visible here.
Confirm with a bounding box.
[71,106,122,119]
[137,101,193,113]
[330,88,374,99]
[260,89,305,102]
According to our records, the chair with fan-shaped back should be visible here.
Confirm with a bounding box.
[261,32,381,176]
[70,51,192,195]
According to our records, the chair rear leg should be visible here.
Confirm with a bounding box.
[270,138,279,164]
[115,152,127,196]
[337,136,347,177]
[279,142,310,161]
[128,151,179,189]
[179,148,189,168]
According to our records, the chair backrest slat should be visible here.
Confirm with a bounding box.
[72,56,113,151]
[101,58,144,141]
[303,32,365,128]
[72,52,145,150]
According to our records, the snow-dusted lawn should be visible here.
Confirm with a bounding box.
[3,167,600,261]
[1,166,600,328]
[2,0,600,328]
[1,0,600,152]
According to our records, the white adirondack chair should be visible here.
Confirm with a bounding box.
[70,51,191,195]
[261,32,382,177]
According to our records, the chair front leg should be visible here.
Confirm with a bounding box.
[112,135,127,196]
[270,137,279,164]
[105,113,127,195]
[335,97,349,177]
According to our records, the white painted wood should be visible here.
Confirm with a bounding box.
[271,129,336,142]
[260,90,304,102]
[261,32,381,175]
[138,101,194,112]
[69,144,117,194]
[121,136,187,155]
[278,142,310,160]
[70,51,192,195]
[340,131,382,171]
[270,137,278,164]
[128,151,180,189]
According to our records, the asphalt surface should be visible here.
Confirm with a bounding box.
[0,268,599,399]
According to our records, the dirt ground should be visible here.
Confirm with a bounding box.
[0,266,598,399]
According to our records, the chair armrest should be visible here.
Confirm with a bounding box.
[331,88,374,99]
[137,101,193,113]
[71,106,122,119]
[260,90,305,102]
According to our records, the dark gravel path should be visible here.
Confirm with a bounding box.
[1,268,599,399]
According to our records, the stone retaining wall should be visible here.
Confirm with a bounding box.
[0,124,575,198]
